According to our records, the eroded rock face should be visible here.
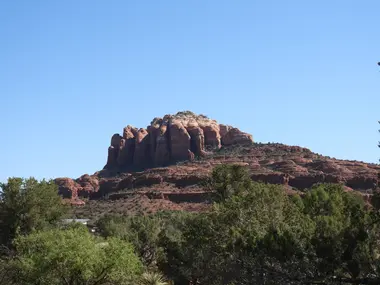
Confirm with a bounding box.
[201,125,221,149]
[111,134,122,148]
[106,146,118,168]
[147,124,160,163]
[170,120,191,162]
[222,128,253,146]
[155,122,171,166]
[134,128,150,167]
[106,134,123,168]
[54,111,380,207]
[123,125,138,139]
[103,111,253,169]
[55,178,81,199]
[117,126,137,167]
[187,125,205,155]
[56,141,379,209]
[77,174,99,197]
[55,175,99,200]
[188,149,195,161]
[219,124,232,138]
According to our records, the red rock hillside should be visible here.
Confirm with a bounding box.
[55,111,380,215]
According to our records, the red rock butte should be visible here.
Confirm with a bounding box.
[105,111,253,170]
[54,111,380,213]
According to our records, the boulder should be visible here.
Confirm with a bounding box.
[54,178,81,199]
[221,128,253,146]
[97,177,120,197]
[76,174,99,197]
[123,125,138,139]
[188,149,195,161]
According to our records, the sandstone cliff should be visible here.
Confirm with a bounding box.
[105,111,253,169]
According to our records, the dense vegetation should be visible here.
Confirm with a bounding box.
[1,165,380,284]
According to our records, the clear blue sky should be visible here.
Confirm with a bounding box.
[1,0,379,182]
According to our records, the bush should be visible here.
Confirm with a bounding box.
[0,177,68,247]
[9,226,143,285]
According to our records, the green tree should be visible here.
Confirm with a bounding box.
[95,164,380,285]
[0,257,14,285]
[0,177,67,247]
[97,214,164,268]
[97,211,191,273]
[169,180,315,285]
[9,226,142,285]
[207,164,253,202]
[303,184,378,283]
[164,164,379,284]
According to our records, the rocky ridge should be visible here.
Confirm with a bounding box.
[55,112,380,213]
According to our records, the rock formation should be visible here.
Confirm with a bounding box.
[221,127,253,146]
[55,174,99,200]
[105,111,253,170]
[55,111,380,212]
[134,128,150,167]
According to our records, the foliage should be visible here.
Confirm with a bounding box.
[8,226,142,285]
[138,272,170,285]
[302,184,375,281]
[0,177,68,247]
[95,165,380,284]
[3,166,380,285]
[97,214,165,268]
[206,164,253,201]
[174,181,314,285]
[96,211,190,272]
[159,165,380,285]
[0,256,15,285]
[174,110,197,117]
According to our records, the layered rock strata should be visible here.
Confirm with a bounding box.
[54,111,379,208]
[104,111,253,169]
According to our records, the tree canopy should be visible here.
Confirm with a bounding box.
[0,177,67,247]
[2,166,380,285]
[8,226,142,285]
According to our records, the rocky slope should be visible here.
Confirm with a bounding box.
[55,111,380,215]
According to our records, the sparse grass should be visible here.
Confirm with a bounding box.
[138,272,169,285]
[174,110,197,117]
